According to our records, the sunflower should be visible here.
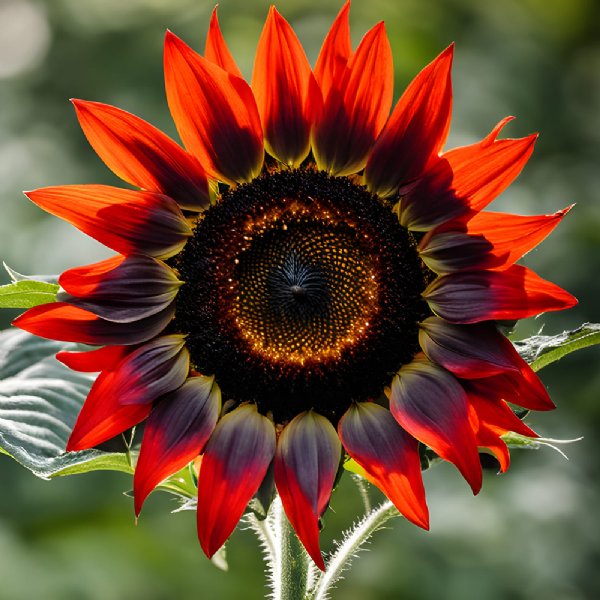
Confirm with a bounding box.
[14,3,576,570]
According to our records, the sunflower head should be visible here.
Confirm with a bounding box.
[14,2,576,570]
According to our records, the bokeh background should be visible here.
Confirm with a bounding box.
[0,0,599,598]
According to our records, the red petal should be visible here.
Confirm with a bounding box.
[338,402,429,529]
[390,357,482,494]
[314,1,352,100]
[72,100,210,211]
[423,206,572,272]
[274,411,341,570]
[418,317,520,378]
[196,404,276,558]
[204,7,243,78]
[424,264,578,324]
[401,118,537,231]
[134,376,221,515]
[466,390,538,439]
[13,302,174,346]
[466,392,538,473]
[312,21,393,175]
[164,31,263,184]
[58,255,181,323]
[464,360,555,412]
[66,335,189,451]
[56,345,128,372]
[365,45,454,197]
[252,7,317,166]
[25,185,191,259]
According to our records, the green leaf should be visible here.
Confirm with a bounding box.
[0,280,59,308]
[0,328,132,479]
[514,323,600,371]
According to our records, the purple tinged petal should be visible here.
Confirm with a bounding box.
[25,185,192,259]
[66,334,189,451]
[134,375,221,515]
[116,334,190,405]
[274,411,341,570]
[418,232,500,273]
[58,255,182,323]
[418,316,520,378]
[197,404,276,558]
[423,266,577,324]
[338,402,429,528]
[389,357,482,494]
[13,302,175,346]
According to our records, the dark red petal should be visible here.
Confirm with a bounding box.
[252,7,317,166]
[25,185,191,259]
[464,361,555,412]
[312,21,393,175]
[466,389,538,438]
[390,357,482,494]
[13,302,174,345]
[365,45,454,198]
[421,206,572,273]
[58,255,181,323]
[338,402,429,529]
[56,345,128,372]
[67,392,150,452]
[418,231,499,273]
[419,317,520,379]
[72,99,210,211]
[204,7,243,78]
[314,1,352,99]
[466,392,538,472]
[66,335,189,451]
[196,404,276,558]
[424,265,578,324]
[274,411,341,570]
[134,375,221,515]
[164,31,263,184]
[401,118,537,231]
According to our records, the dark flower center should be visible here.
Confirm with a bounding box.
[173,169,430,423]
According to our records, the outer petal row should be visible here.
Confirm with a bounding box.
[390,356,482,494]
[25,185,191,259]
[401,119,537,231]
[365,45,454,198]
[312,5,393,176]
[164,31,263,184]
[423,264,577,323]
[134,375,221,515]
[66,335,189,451]
[58,254,181,323]
[72,99,210,211]
[13,302,174,346]
[196,404,276,559]
[419,207,572,273]
[275,411,341,570]
[252,7,317,167]
[338,402,429,529]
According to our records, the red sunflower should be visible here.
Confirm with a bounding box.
[14,3,576,571]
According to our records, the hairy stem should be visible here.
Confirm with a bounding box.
[309,501,398,600]
[272,497,310,600]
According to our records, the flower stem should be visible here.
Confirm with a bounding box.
[309,501,398,600]
[272,497,310,600]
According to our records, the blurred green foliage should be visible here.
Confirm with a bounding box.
[0,0,599,598]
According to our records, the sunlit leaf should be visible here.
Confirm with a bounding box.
[514,323,600,372]
[0,280,59,308]
[0,328,132,479]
